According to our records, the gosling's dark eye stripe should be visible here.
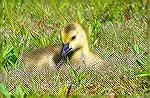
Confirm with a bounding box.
[72,35,76,40]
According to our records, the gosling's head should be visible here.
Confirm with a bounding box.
[60,23,88,56]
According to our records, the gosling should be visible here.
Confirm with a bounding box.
[20,22,101,71]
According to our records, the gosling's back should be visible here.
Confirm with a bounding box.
[19,44,64,71]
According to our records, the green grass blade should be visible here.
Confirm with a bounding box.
[0,83,11,98]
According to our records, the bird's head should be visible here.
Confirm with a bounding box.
[60,23,88,56]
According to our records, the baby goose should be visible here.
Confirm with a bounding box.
[20,22,101,71]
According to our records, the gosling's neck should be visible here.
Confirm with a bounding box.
[70,42,91,62]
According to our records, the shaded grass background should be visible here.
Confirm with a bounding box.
[3,0,148,68]
[1,0,150,97]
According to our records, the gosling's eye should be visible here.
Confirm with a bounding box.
[71,35,76,40]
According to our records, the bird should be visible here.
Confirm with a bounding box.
[19,22,101,72]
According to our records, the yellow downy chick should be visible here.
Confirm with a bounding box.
[20,22,101,71]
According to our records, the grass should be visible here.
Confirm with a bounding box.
[1,0,150,97]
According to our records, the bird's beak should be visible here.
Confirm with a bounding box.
[61,43,72,56]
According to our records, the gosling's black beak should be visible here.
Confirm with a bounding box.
[61,43,72,56]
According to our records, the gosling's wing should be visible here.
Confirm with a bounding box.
[19,44,61,70]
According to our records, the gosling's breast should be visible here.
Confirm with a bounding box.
[70,52,102,71]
